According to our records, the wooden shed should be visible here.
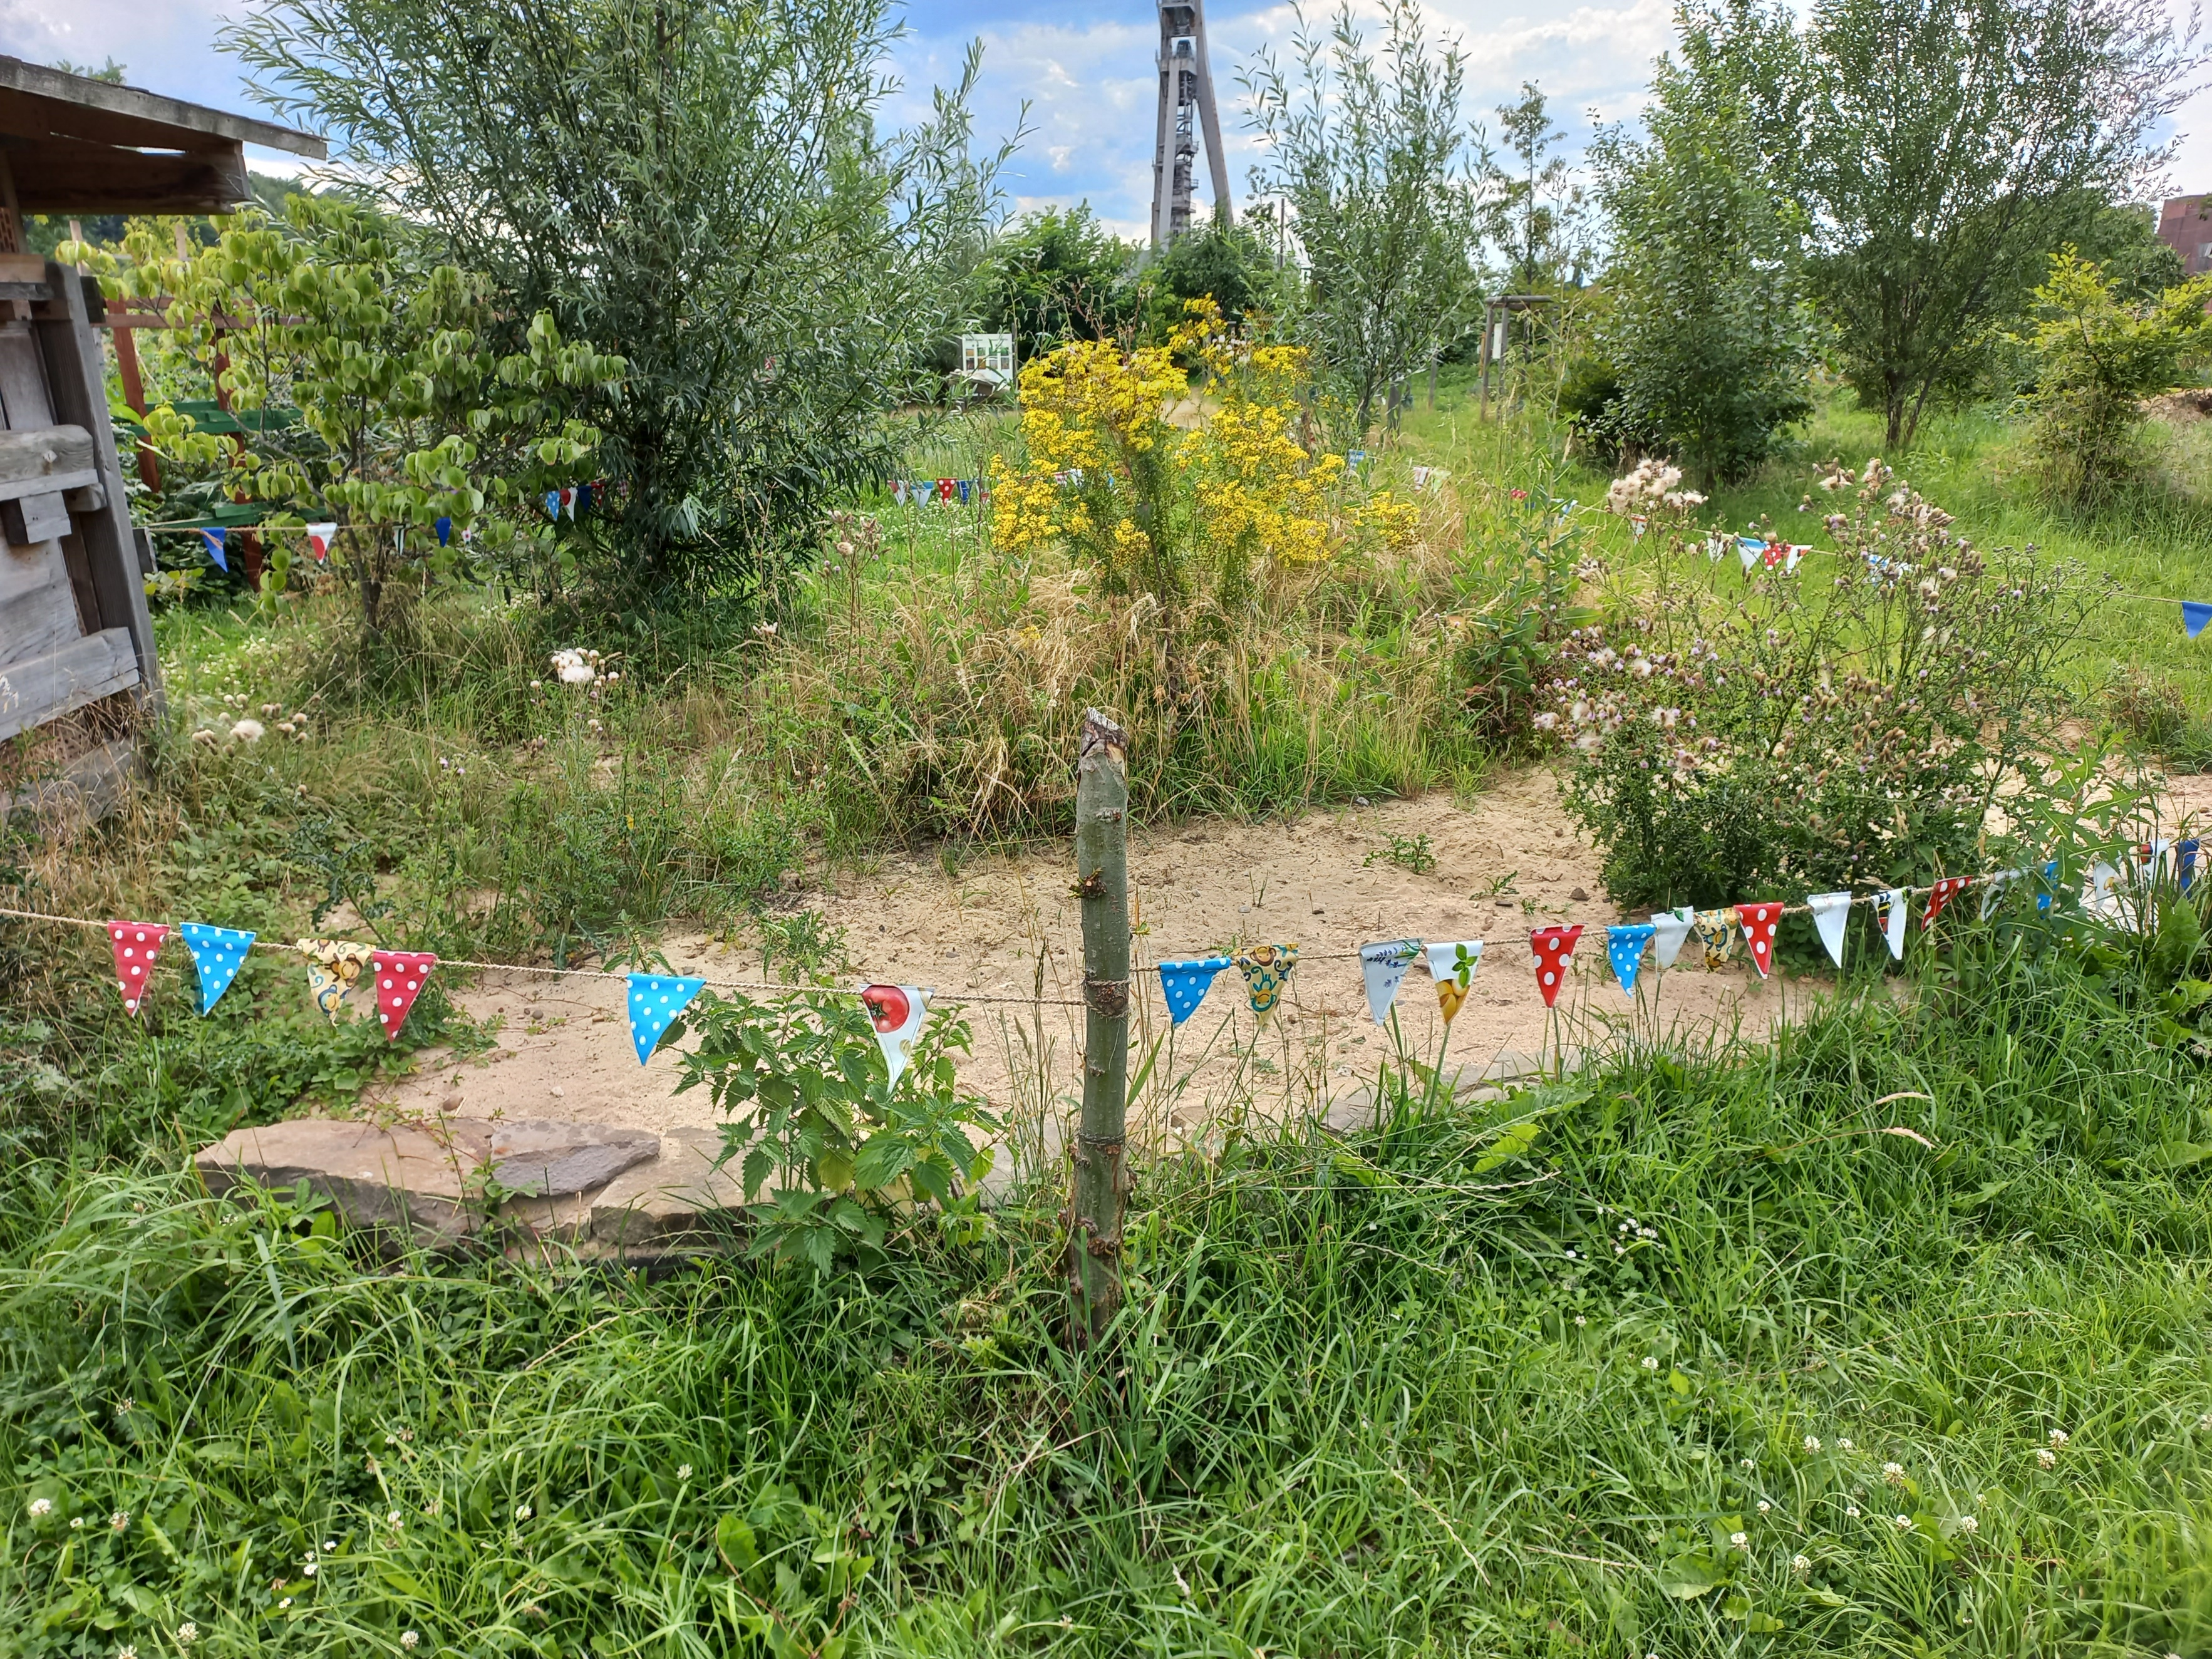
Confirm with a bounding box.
[0,56,323,822]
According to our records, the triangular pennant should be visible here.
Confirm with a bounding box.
[1921,876,1971,928]
[297,938,374,1024]
[304,522,335,562]
[1873,889,1909,958]
[2037,859,2060,911]
[1157,957,1230,1025]
[370,950,438,1041]
[1233,945,1299,1028]
[1358,938,1422,1026]
[179,923,256,1015]
[1424,940,1483,1025]
[106,921,170,1016]
[1530,925,1583,1008]
[2184,601,2211,640]
[560,486,577,519]
[199,528,227,571]
[937,478,954,502]
[434,515,452,547]
[1650,909,1695,969]
[1806,892,1852,968]
[627,974,705,1064]
[1738,535,1765,572]
[1980,867,2023,920]
[1606,924,1655,996]
[861,983,930,1087]
[2084,861,2123,919]
[1692,909,1734,968]
[957,479,972,505]
[1735,902,1781,979]
[2180,839,2201,894]
[892,480,907,505]
[544,489,561,519]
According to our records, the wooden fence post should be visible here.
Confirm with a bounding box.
[1067,707,1132,1345]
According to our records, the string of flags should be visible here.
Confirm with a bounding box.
[6,835,2198,1083]
[891,478,991,506]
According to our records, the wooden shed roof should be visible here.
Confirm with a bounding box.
[0,56,327,217]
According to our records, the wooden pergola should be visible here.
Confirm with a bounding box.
[0,57,323,823]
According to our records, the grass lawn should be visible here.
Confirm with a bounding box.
[5,382,2212,1655]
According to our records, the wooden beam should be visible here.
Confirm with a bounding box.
[0,423,96,488]
[11,135,252,217]
[0,625,138,742]
[0,56,325,158]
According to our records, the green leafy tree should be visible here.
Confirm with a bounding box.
[1682,0,2199,447]
[978,206,1140,351]
[1478,83,1589,293]
[1589,65,1812,480]
[1144,213,1279,338]
[67,198,622,634]
[2020,249,2212,503]
[228,0,1007,602]
[1244,0,1483,440]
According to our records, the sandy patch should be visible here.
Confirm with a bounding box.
[373,768,1807,1150]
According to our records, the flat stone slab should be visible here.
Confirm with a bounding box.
[195,1119,495,1244]
[487,1119,661,1197]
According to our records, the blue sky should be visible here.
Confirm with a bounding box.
[6,0,2209,237]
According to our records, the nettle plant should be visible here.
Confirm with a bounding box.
[67,197,623,631]
[1549,458,2091,910]
[673,991,995,1269]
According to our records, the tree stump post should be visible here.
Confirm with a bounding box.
[1067,707,1132,1345]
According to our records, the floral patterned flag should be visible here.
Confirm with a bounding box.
[1873,889,1909,959]
[1606,924,1655,996]
[1921,876,1972,928]
[1157,958,1230,1026]
[298,939,375,1025]
[370,950,438,1041]
[628,974,705,1065]
[1692,909,1734,968]
[1424,940,1483,1025]
[1233,945,1299,1028]
[1650,909,1695,969]
[1530,924,1583,1008]
[1735,902,1782,979]
[861,983,931,1086]
[1806,892,1853,968]
[107,921,170,1015]
[1359,938,1423,1025]
[180,923,256,1015]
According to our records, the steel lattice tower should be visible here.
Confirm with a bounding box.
[1149,0,1231,246]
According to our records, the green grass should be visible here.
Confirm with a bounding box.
[5,934,2211,1656]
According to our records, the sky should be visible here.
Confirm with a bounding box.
[5,0,2210,239]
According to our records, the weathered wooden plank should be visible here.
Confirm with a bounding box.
[12,137,251,218]
[0,536,83,660]
[0,323,53,428]
[0,423,95,486]
[34,265,158,716]
[0,56,326,158]
[0,735,135,831]
[2,489,68,544]
[0,626,137,742]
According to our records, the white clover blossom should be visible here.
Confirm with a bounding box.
[1792,1553,1811,1574]
[1837,1437,1854,1451]
[2037,1447,2057,1469]
[1844,1505,1861,1517]
[1960,1516,1978,1534]
[1893,1514,1913,1531]
[1729,1531,1749,1549]
[1641,1356,1660,1372]
[2047,1429,2069,1448]
[110,1511,129,1532]
[26,1497,50,1518]
[401,1635,420,1651]
[175,1625,197,1648]
[678,1464,693,1481]
[515,1503,532,1521]
[1804,1436,1821,1453]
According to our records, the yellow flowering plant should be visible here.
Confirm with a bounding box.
[988,301,1411,664]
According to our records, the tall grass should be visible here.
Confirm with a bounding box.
[4,935,2210,1656]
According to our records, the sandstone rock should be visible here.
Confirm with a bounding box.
[487,1119,660,1197]
[194,1119,496,1244]
[589,1127,751,1247]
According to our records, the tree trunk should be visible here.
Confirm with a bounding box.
[1066,707,1132,1346]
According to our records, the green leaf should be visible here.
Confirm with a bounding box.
[716,1513,759,1573]
[2142,1141,2212,1171]
[1656,1550,1726,1598]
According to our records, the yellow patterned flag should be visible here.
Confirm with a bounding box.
[297,938,375,1025]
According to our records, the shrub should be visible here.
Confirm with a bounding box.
[1552,458,2092,909]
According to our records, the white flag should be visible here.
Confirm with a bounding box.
[1359,939,1422,1026]
[1806,891,1853,968]
[1651,907,1695,969]
[1874,889,1909,959]
[304,522,336,563]
[860,984,931,1088]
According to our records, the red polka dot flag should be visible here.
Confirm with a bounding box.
[107,921,170,1015]
[1735,902,1782,980]
[1529,924,1583,1009]
[371,949,438,1041]
[1920,876,1972,929]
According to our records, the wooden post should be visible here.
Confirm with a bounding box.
[1067,708,1132,1345]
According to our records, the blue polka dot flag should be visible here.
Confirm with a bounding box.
[179,923,256,1014]
[1157,957,1231,1026]
[1606,924,1655,997]
[627,974,705,1065]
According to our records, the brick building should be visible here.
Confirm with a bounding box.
[2158,195,2212,275]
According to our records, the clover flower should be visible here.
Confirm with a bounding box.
[110,1511,129,1532]
[1729,1531,1748,1549]
[27,1498,50,1518]
[1792,1554,1811,1574]
[1959,1516,1978,1534]
[402,1635,419,1650]
[1641,1356,1660,1372]
[175,1625,197,1648]
[1804,1436,1821,1453]
[1893,1514,1913,1531]
[2037,1447,2057,1469]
